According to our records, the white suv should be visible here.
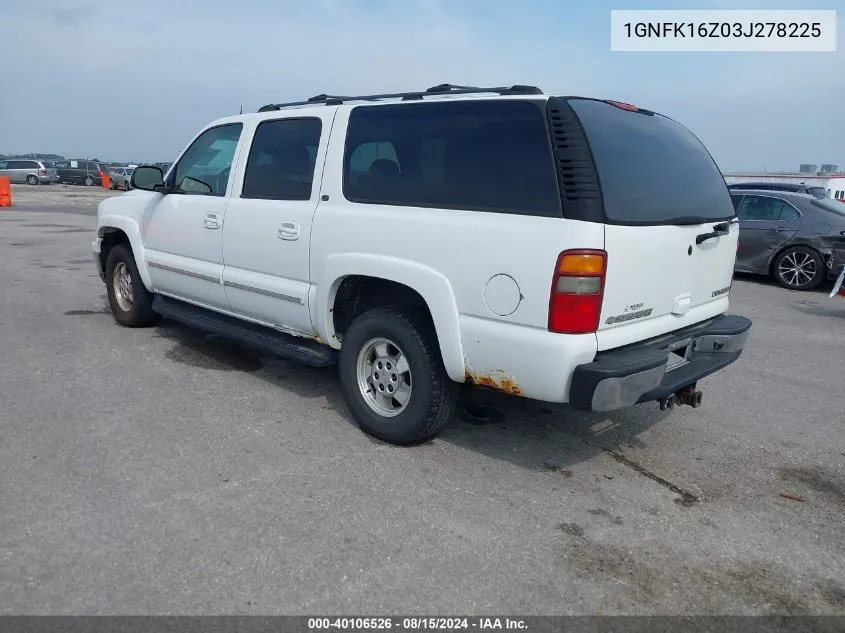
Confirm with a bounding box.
[93,84,752,445]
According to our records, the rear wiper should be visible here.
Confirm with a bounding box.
[696,219,737,245]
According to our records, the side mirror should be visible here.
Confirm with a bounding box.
[131,165,165,192]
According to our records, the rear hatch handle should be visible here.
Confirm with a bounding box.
[696,218,738,245]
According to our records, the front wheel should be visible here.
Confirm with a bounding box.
[338,306,459,445]
[84,175,95,186]
[773,246,824,291]
[105,244,160,327]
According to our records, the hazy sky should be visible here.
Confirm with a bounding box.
[0,0,841,171]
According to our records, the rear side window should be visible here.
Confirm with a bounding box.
[568,99,734,225]
[8,160,35,169]
[343,100,561,217]
[242,117,322,200]
[737,195,796,221]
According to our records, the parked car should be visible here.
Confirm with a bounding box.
[93,84,752,445]
[0,158,58,185]
[56,159,108,186]
[728,181,827,199]
[731,189,845,290]
[108,167,134,190]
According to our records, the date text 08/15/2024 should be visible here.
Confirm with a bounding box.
[307,618,527,630]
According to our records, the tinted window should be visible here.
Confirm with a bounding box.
[737,195,787,221]
[242,118,321,200]
[173,123,243,197]
[778,204,801,220]
[8,160,34,169]
[806,187,826,198]
[568,99,733,224]
[342,100,561,217]
[730,194,743,211]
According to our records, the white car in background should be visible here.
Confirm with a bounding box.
[108,167,134,190]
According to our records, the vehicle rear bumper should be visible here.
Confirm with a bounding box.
[569,314,752,412]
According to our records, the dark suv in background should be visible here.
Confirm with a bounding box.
[56,159,108,186]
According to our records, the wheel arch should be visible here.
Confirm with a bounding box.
[313,254,466,382]
[97,217,152,290]
[767,240,824,275]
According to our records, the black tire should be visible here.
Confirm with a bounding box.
[105,243,160,327]
[26,174,39,185]
[338,306,459,445]
[773,246,824,291]
[84,175,95,186]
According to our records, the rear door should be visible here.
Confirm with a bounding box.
[564,98,739,351]
[8,160,31,183]
[222,113,330,335]
[736,194,802,271]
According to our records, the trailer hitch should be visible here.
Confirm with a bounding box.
[658,384,703,411]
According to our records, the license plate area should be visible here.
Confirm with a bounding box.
[665,338,692,371]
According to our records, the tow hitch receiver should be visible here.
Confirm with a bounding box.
[658,384,703,411]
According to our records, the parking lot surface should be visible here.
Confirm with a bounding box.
[1,190,843,615]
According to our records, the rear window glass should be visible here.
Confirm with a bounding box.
[342,100,561,217]
[806,187,827,198]
[568,98,734,224]
[812,198,845,216]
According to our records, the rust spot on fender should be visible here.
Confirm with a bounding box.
[464,368,523,397]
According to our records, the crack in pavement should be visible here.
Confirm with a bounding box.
[603,448,701,505]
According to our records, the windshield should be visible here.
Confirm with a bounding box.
[568,98,735,225]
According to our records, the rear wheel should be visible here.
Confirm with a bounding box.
[84,175,95,186]
[338,306,459,445]
[105,244,160,327]
[773,246,824,291]
[26,175,39,185]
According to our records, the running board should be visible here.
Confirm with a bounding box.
[152,295,336,367]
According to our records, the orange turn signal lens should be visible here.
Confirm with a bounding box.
[558,253,605,276]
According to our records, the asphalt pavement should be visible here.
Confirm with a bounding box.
[0,193,843,615]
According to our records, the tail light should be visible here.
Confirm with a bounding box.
[606,100,639,112]
[548,249,607,334]
[39,168,48,175]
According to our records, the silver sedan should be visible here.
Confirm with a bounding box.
[108,167,134,190]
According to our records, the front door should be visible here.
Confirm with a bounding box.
[222,114,330,335]
[142,122,245,311]
[735,193,802,272]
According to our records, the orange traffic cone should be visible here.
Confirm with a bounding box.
[0,176,11,207]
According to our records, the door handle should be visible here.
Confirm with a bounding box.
[203,213,222,229]
[278,221,301,240]
[775,226,792,232]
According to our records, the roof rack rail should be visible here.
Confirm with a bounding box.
[257,84,543,112]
